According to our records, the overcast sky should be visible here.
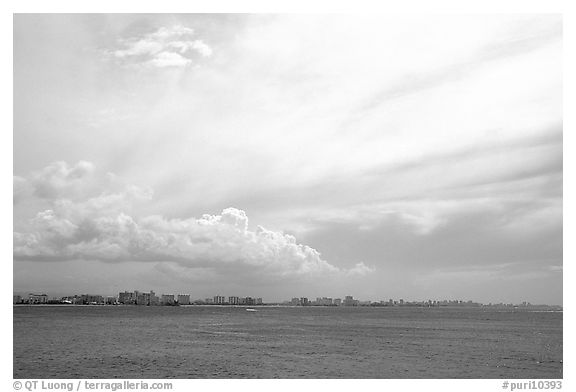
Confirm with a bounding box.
[13,14,562,304]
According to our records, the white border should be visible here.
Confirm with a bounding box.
[3,1,570,391]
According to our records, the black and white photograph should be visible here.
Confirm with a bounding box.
[11,7,564,387]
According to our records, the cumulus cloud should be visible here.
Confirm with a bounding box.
[14,161,101,205]
[346,262,376,276]
[112,25,212,68]
[13,161,152,209]
[14,207,342,277]
[14,161,371,279]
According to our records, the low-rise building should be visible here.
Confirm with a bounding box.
[214,295,226,305]
[80,294,104,305]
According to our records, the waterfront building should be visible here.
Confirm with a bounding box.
[333,298,342,306]
[28,293,48,304]
[255,298,263,305]
[177,294,190,305]
[161,294,175,305]
[214,295,226,305]
[228,296,239,305]
[136,291,150,305]
[299,297,309,306]
[150,291,159,306]
[13,295,22,304]
[118,291,136,304]
[80,294,104,305]
[290,298,300,306]
[343,296,358,306]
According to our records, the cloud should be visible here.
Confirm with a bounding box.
[15,161,95,201]
[14,207,341,277]
[346,262,376,276]
[112,25,212,68]
[146,52,192,68]
[13,161,151,207]
[14,161,371,279]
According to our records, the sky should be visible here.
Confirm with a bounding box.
[13,14,562,304]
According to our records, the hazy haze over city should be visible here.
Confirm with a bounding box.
[13,14,562,304]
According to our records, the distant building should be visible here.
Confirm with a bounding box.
[255,297,263,305]
[28,293,48,304]
[343,296,358,306]
[161,294,175,306]
[228,296,239,305]
[135,291,150,305]
[118,291,136,305]
[13,295,22,304]
[333,298,342,306]
[150,291,159,306]
[177,294,190,305]
[290,298,300,306]
[299,297,309,306]
[80,294,104,305]
[214,295,226,305]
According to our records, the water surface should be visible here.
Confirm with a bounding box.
[13,305,562,378]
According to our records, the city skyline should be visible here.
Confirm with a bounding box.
[13,14,562,305]
[12,288,561,307]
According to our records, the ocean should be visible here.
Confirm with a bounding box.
[13,305,562,379]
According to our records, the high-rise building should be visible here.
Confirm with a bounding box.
[118,291,136,304]
[177,294,190,305]
[28,293,48,304]
[150,291,159,306]
[161,294,175,305]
